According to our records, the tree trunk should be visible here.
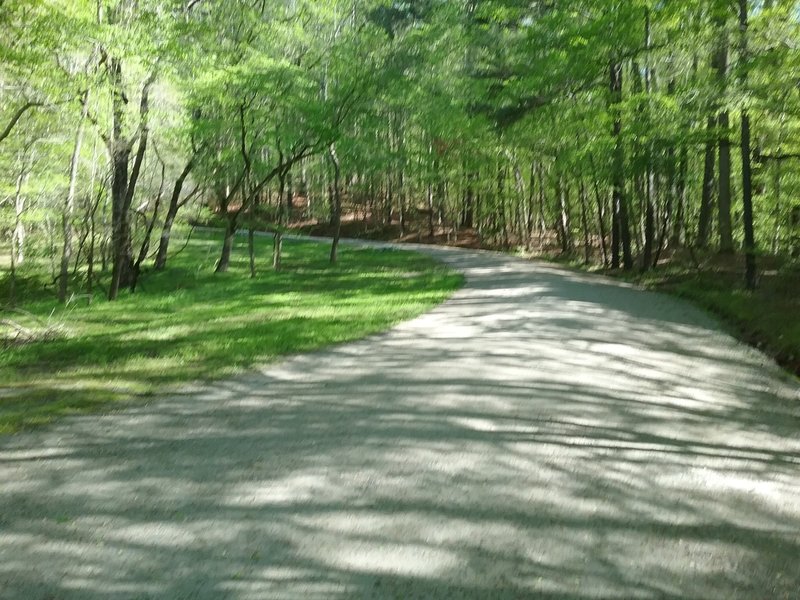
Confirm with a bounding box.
[579,181,591,264]
[215,216,238,273]
[739,0,756,289]
[108,66,156,299]
[9,158,30,303]
[671,146,688,248]
[588,156,609,266]
[247,224,256,278]
[556,176,571,253]
[329,144,342,264]
[610,60,633,270]
[462,165,475,228]
[130,153,166,292]
[641,10,656,272]
[740,111,756,289]
[697,116,717,247]
[273,232,282,271]
[525,161,536,248]
[717,110,734,252]
[285,169,293,221]
[59,90,90,303]
[537,163,546,248]
[108,141,132,299]
[642,170,655,271]
[713,20,734,253]
[386,174,393,224]
[154,157,194,270]
[498,163,510,248]
[399,167,406,237]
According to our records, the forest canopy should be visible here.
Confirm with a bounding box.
[1,0,799,302]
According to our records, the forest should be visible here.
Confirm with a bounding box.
[1,1,798,319]
[2,3,800,596]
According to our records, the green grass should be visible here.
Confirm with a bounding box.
[0,232,462,433]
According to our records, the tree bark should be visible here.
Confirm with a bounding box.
[556,175,571,253]
[328,144,342,264]
[130,151,167,292]
[671,146,688,248]
[713,19,734,253]
[59,90,90,302]
[108,66,157,299]
[739,0,757,289]
[717,111,734,252]
[579,181,591,264]
[697,116,717,247]
[154,156,195,270]
[285,169,293,221]
[216,215,238,273]
[273,232,282,271]
[610,60,633,269]
[0,101,43,147]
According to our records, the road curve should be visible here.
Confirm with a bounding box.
[1,242,799,599]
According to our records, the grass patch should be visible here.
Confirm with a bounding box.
[0,232,462,433]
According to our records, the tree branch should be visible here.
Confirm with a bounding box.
[755,151,800,162]
[0,101,44,146]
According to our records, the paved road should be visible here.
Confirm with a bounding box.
[1,243,799,599]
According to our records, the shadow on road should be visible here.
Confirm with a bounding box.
[1,247,798,599]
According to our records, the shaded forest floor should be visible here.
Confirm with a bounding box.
[289,212,800,379]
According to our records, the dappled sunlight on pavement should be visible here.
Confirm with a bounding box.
[1,243,799,599]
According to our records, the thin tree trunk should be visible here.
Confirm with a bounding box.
[386,173,393,224]
[579,181,591,264]
[247,224,256,278]
[697,116,716,247]
[216,215,238,273]
[556,176,571,253]
[499,163,510,248]
[641,11,656,272]
[329,144,342,264]
[713,19,734,253]
[717,110,734,252]
[9,160,29,304]
[59,90,90,302]
[399,167,406,237]
[610,60,633,269]
[588,155,609,266]
[739,0,756,289]
[537,163,546,248]
[273,231,282,271]
[526,161,536,248]
[285,169,293,221]
[109,68,157,299]
[462,165,475,228]
[671,146,688,248]
[427,151,435,238]
[130,150,166,292]
[154,156,195,270]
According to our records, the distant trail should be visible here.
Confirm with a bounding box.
[1,241,798,599]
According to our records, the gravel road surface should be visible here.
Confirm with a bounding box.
[2,242,799,599]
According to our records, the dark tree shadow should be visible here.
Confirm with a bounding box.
[1,244,798,599]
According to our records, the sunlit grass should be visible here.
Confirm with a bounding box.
[0,232,462,433]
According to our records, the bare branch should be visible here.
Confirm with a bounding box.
[0,101,44,146]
